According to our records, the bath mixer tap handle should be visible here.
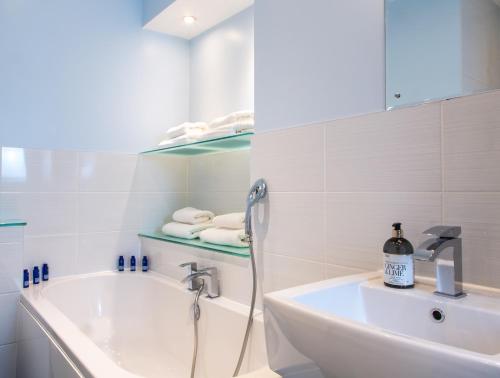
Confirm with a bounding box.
[179,262,198,270]
[180,262,199,291]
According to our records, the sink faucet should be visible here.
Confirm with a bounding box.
[180,265,220,298]
[415,226,465,298]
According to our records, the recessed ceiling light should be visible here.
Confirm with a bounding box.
[183,16,196,25]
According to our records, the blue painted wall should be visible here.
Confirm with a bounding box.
[142,0,174,25]
[190,7,254,122]
[254,0,385,132]
[0,0,189,152]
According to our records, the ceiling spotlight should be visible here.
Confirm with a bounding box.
[183,16,196,24]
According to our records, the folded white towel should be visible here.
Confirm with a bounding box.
[166,122,208,139]
[212,119,255,134]
[197,122,254,143]
[197,129,234,142]
[172,207,214,225]
[158,134,195,147]
[208,111,254,129]
[213,213,245,230]
[161,222,213,239]
[199,228,249,248]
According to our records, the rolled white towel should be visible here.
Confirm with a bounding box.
[208,111,254,129]
[161,222,213,239]
[199,228,249,248]
[172,207,214,225]
[165,122,208,139]
[213,213,245,230]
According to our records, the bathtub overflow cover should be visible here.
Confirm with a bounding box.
[430,308,445,323]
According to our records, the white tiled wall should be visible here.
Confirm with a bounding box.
[0,150,188,277]
[252,90,500,291]
[0,226,23,378]
[187,150,250,214]
[141,150,252,304]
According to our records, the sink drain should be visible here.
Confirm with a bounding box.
[430,308,445,323]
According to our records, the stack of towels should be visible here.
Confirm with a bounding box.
[200,212,248,248]
[159,110,254,147]
[161,207,214,239]
[161,208,249,248]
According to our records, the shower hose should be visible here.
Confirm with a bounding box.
[190,279,205,378]
[190,179,266,378]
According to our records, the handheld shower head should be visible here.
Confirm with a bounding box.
[245,178,267,237]
[247,178,267,208]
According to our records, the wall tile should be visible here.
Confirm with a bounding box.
[325,103,442,192]
[0,343,17,378]
[188,150,250,192]
[251,125,325,192]
[23,235,78,278]
[78,193,142,233]
[187,191,246,215]
[133,155,188,193]
[324,263,367,279]
[0,228,23,244]
[0,148,78,193]
[79,152,137,192]
[0,193,77,236]
[261,253,324,293]
[443,91,500,191]
[257,193,325,263]
[77,231,139,274]
[139,192,187,232]
[444,192,500,288]
[0,292,19,345]
[0,243,22,294]
[325,192,442,271]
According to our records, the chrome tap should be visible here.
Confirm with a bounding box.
[181,266,220,298]
[179,262,200,291]
[415,226,465,298]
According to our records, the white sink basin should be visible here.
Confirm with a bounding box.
[264,272,500,378]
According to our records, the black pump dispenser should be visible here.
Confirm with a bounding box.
[383,222,414,289]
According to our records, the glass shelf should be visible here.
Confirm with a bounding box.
[140,132,253,156]
[138,232,250,258]
[0,219,27,227]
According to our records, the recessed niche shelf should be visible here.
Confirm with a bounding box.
[138,232,250,258]
[140,132,253,156]
[0,219,27,227]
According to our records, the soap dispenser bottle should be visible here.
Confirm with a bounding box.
[383,222,414,289]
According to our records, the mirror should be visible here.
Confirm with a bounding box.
[386,0,500,109]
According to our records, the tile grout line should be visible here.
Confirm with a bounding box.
[440,101,445,223]
[76,152,81,274]
[323,124,327,279]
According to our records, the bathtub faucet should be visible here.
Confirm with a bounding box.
[180,264,220,298]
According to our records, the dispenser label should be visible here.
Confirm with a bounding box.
[384,254,414,287]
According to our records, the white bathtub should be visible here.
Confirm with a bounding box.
[19,271,267,378]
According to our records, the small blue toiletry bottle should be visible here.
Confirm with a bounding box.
[130,256,136,272]
[118,256,125,272]
[42,263,49,281]
[142,256,149,272]
[23,269,29,288]
[33,266,40,285]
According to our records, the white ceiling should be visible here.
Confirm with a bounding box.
[144,0,254,40]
